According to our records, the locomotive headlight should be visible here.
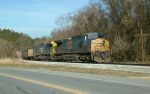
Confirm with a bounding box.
[68,38,72,40]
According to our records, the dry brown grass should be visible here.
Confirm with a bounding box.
[0,58,21,64]
[0,59,150,78]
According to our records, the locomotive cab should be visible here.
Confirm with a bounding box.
[91,38,111,63]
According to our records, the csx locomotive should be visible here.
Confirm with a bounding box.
[22,32,111,63]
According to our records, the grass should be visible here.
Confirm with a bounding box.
[0,58,150,79]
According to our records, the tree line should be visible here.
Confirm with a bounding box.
[50,0,150,63]
[0,29,34,58]
[0,29,50,58]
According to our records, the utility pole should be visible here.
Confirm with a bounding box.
[140,29,144,63]
[135,29,150,64]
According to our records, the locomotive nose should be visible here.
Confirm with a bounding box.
[91,38,111,63]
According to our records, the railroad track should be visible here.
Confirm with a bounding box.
[23,60,150,74]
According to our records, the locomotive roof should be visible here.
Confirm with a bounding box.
[51,32,105,43]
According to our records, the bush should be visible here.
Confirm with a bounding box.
[112,36,138,62]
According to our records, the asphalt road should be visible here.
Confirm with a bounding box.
[0,68,150,94]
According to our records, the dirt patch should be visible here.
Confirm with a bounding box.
[0,59,150,78]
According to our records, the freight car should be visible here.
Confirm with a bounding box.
[22,44,51,61]
[22,32,111,63]
[22,48,34,60]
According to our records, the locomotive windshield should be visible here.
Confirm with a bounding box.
[85,32,105,40]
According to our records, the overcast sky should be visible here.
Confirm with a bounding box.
[0,0,89,38]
